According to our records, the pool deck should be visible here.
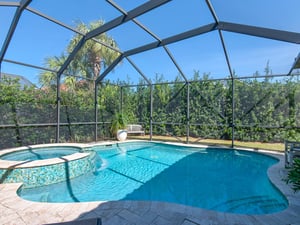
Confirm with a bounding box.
[0,143,300,225]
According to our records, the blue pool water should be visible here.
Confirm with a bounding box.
[1,147,80,161]
[18,142,288,214]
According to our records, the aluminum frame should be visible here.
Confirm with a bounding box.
[0,0,299,145]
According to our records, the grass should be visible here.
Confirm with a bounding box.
[128,135,284,152]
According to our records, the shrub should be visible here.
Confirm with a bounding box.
[286,158,300,192]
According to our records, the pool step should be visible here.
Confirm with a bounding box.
[212,195,287,214]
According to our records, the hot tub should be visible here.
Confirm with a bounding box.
[0,144,97,188]
[0,147,81,161]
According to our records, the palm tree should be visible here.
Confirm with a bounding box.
[39,20,120,88]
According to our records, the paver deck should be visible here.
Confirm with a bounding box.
[0,147,300,225]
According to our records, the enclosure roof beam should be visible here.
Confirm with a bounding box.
[125,23,217,57]
[27,7,81,35]
[124,21,300,59]
[96,54,124,84]
[26,7,122,53]
[94,0,171,85]
[108,0,188,83]
[0,2,19,6]
[85,0,171,41]
[57,37,85,77]
[126,57,152,85]
[218,30,234,79]
[3,58,95,81]
[205,0,234,79]
[107,0,162,42]
[205,0,219,23]
[57,0,170,78]
[3,58,57,73]
[0,0,32,63]
[163,46,188,82]
[106,0,157,85]
[218,22,300,44]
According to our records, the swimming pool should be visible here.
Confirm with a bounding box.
[0,147,80,161]
[18,141,288,214]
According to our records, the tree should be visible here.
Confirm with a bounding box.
[39,20,120,88]
[0,77,35,146]
[68,21,120,81]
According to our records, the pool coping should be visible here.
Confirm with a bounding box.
[0,140,300,225]
[0,143,90,168]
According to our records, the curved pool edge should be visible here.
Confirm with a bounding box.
[1,141,299,225]
[0,171,299,225]
[265,152,300,213]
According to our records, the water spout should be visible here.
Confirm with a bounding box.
[91,152,109,175]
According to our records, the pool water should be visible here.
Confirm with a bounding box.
[18,142,288,214]
[1,147,80,161]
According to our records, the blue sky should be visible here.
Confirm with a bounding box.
[0,0,299,86]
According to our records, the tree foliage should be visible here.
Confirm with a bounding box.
[39,20,120,88]
[1,72,300,148]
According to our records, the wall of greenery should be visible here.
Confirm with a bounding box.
[0,73,299,149]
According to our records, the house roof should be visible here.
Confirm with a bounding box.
[1,72,35,88]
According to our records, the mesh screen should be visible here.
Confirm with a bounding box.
[1,76,299,148]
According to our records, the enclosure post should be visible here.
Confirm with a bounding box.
[150,84,153,141]
[94,82,98,142]
[186,82,190,144]
[120,86,123,113]
[56,74,61,143]
[231,78,235,148]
